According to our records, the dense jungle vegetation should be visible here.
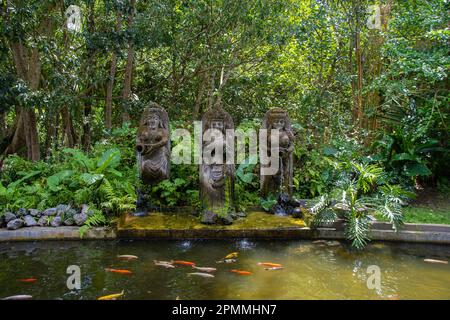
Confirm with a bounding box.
[0,0,448,247]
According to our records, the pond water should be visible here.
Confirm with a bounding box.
[0,240,449,300]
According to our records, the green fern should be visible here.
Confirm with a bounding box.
[79,209,107,238]
[99,179,136,215]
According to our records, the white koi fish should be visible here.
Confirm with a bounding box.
[192,266,217,273]
[2,295,33,300]
[187,272,215,278]
[424,259,448,265]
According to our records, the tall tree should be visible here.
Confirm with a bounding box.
[120,0,136,124]
[105,8,122,130]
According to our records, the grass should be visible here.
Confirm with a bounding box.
[401,206,450,224]
[375,188,450,225]
[375,206,450,225]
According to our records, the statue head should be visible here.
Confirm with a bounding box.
[202,107,234,134]
[272,118,285,130]
[139,103,169,131]
[146,114,161,130]
[262,108,292,132]
[211,119,224,132]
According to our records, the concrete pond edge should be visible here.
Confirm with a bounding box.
[0,221,450,244]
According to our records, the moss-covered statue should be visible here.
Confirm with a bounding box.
[261,108,299,215]
[199,107,236,225]
[135,103,170,216]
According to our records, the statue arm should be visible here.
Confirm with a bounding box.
[147,129,169,152]
[287,141,294,153]
[286,131,295,153]
[137,129,169,154]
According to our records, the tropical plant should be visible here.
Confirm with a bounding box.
[310,161,413,249]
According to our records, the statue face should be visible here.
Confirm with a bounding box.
[146,115,160,129]
[211,120,224,132]
[272,119,285,130]
[211,165,224,181]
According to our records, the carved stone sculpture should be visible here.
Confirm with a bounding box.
[135,103,170,215]
[199,107,236,224]
[260,108,294,199]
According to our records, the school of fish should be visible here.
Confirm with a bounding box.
[3,252,288,300]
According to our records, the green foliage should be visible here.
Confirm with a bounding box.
[0,143,136,217]
[260,194,277,212]
[79,209,108,238]
[235,155,260,211]
[310,160,412,250]
[371,125,447,185]
[0,0,448,252]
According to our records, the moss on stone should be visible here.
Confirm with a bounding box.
[119,211,306,231]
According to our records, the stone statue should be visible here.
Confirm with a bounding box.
[135,103,170,216]
[199,107,236,224]
[260,108,294,199]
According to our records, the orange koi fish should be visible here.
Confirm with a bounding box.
[18,278,37,283]
[230,269,252,276]
[257,262,282,268]
[172,260,196,267]
[105,268,132,275]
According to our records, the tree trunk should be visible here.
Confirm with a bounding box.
[355,29,363,126]
[193,71,208,120]
[61,106,77,147]
[82,1,96,150]
[105,11,122,130]
[44,110,56,158]
[121,0,136,124]
[349,38,358,124]
[6,42,41,161]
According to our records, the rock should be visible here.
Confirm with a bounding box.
[56,204,71,216]
[37,216,49,226]
[219,214,234,225]
[43,208,58,216]
[23,215,37,227]
[333,203,349,214]
[271,204,286,215]
[50,216,63,227]
[201,210,218,225]
[356,206,368,214]
[7,219,24,230]
[73,212,88,226]
[285,205,294,215]
[290,199,300,207]
[292,207,303,218]
[292,199,308,208]
[16,208,27,217]
[4,212,17,223]
[0,215,5,228]
[81,204,89,215]
[65,208,76,217]
[63,218,75,226]
[28,209,41,218]
[277,193,291,206]
[61,208,77,222]
[236,211,247,218]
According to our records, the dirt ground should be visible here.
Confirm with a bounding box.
[410,188,450,211]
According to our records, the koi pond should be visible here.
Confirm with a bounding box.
[0,240,449,300]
